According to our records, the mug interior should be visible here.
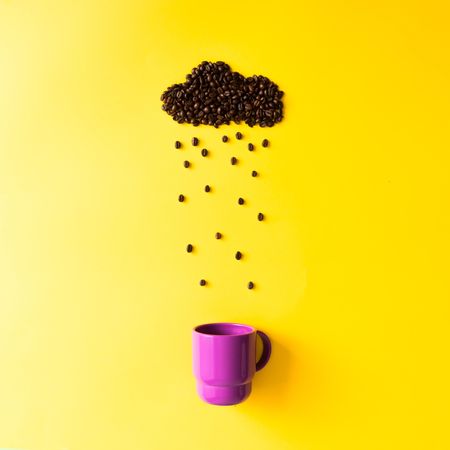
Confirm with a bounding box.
[195,322,254,336]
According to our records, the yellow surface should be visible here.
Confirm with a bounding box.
[1,1,449,449]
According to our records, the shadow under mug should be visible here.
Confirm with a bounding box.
[192,322,271,406]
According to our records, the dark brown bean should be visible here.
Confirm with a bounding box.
[262,139,269,147]
[215,232,222,239]
[175,140,182,149]
[231,156,238,165]
[183,160,190,168]
[248,281,254,290]
[251,170,258,177]
[236,132,243,140]
[248,143,254,151]
[199,279,207,286]
[187,244,193,253]
[238,197,245,205]
[235,251,242,260]
[258,213,264,221]
[178,194,185,202]
[222,135,228,142]
[201,148,208,157]
[205,185,211,192]
[192,137,199,146]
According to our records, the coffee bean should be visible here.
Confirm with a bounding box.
[199,279,207,286]
[205,185,211,192]
[192,137,199,146]
[178,194,185,202]
[215,232,222,239]
[262,139,269,147]
[187,244,193,253]
[183,160,190,168]
[258,212,264,221]
[238,197,245,205]
[175,140,182,149]
[236,132,243,140]
[201,148,208,157]
[248,281,254,290]
[161,62,284,128]
[231,156,238,165]
[251,170,258,177]
[222,135,229,142]
[248,143,254,151]
[235,251,242,260]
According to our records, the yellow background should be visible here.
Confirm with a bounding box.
[1,1,449,449]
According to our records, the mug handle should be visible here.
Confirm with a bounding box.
[256,330,272,371]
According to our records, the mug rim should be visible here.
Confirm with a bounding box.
[194,322,255,337]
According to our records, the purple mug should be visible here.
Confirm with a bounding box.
[192,322,271,406]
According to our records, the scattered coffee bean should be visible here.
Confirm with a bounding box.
[183,160,190,168]
[248,281,254,290]
[238,197,245,205]
[178,194,185,202]
[215,232,222,239]
[236,132,243,140]
[231,156,238,165]
[161,61,284,127]
[251,170,258,177]
[248,143,254,151]
[201,148,208,157]
[235,251,242,260]
[192,137,199,146]
[175,140,182,149]
[199,279,207,286]
[187,244,193,253]
[258,213,264,221]
[262,139,269,147]
[222,135,229,142]
[205,185,211,192]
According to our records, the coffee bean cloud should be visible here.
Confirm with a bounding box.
[160,61,284,128]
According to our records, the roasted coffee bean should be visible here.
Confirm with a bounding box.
[161,61,284,127]
[187,244,193,253]
[215,232,222,239]
[238,197,245,205]
[175,140,182,149]
[231,156,238,165]
[199,279,207,286]
[248,281,254,290]
[201,148,208,157]
[248,143,254,151]
[262,139,269,147]
[222,135,229,142]
[236,132,243,140]
[258,212,264,221]
[235,251,242,260]
[205,185,211,192]
[178,194,185,202]
[183,160,190,168]
[251,170,258,177]
[192,137,199,146]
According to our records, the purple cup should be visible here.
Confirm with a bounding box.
[192,322,271,406]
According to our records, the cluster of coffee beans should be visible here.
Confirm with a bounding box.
[161,61,284,128]
[176,134,270,290]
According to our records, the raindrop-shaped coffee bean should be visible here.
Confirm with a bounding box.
[184,160,190,168]
[199,279,207,286]
[201,148,208,157]
[178,194,185,202]
[215,232,222,239]
[252,170,258,177]
[175,141,182,149]
[238,197,245,205]
[262,139,269,147]
[236,132,243,140]
[222,135,229,142]
[187,244,193,253]
[205,185,211,192]
[258,213,264,221]
[231,157,238,165]
[235,251,242,260]
[248,143,254,151]
[192,137,199,146]
[248,281,254,290]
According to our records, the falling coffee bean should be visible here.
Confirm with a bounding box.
[235,251,242,260]
[186,244,193,253]
[199,279,207,286]
[222,135,229,142]
[231,156,238,165]
[251,170,258,177]
[183,160,190,168]
[205,185,211,192]
[262,139,269,147]
[236,132,243,140]
[248,281,254,290]
[238,197,245,205]
[258,213,264,221]
[175,140,182,149]
[215,232,222,239]
[248,143,254,151]
[178,194,185,202]
[192,137,199,146]
[201,148,208,157]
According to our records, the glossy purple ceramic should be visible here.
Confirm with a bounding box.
[192,322,271,406]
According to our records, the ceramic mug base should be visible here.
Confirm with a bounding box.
[197,382,252,406]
